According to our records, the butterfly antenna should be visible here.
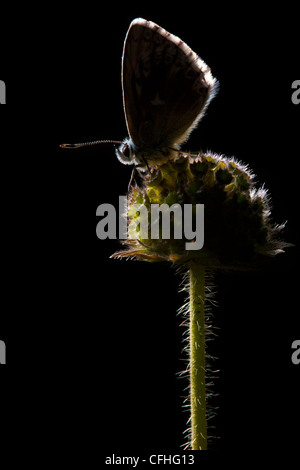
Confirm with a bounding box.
[60,140,123,149]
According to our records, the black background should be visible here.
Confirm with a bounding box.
[1,1,299,463]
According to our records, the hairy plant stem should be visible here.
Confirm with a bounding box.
[189,262,207,450]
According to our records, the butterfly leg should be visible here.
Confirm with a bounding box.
[128,167,136,192]
[141,156,151,174]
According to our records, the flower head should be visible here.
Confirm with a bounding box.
[112,152,289,269]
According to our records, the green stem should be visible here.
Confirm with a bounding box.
[189,262,207,450]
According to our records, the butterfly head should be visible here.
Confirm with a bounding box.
[115,138,136,165]
[115,138,182,172]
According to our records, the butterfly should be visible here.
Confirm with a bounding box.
[61,18,218,171]
[116,18,218,169]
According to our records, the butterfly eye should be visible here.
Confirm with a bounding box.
[115,140,135,165]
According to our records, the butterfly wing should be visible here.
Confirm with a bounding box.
[122,18,218,151]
